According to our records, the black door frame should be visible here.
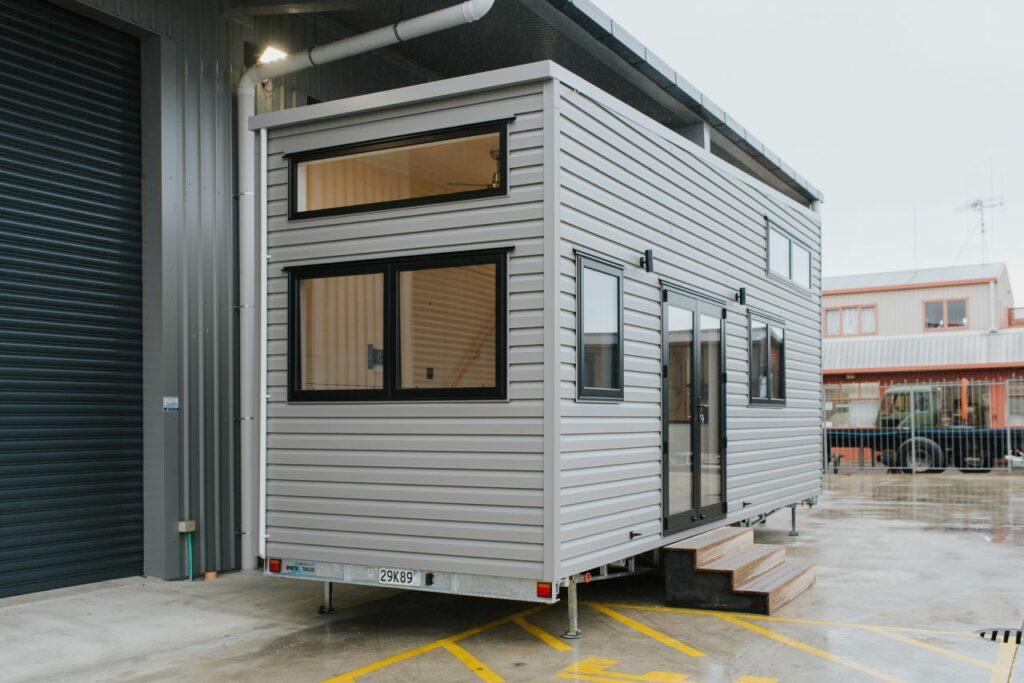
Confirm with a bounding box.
[662,287,728,534]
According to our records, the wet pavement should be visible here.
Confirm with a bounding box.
[1,472,1022,682]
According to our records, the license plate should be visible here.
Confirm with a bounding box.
[378,567,421,587]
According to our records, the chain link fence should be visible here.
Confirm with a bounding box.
[824,378,1024,473]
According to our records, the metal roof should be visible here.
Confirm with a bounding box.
[823,329,1024,372]
[823,263,1006,293]
[255,0,823,205]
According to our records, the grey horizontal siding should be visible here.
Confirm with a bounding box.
[264,83,548,580]
[555,83,822,575]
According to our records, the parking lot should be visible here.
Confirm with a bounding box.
[2,473,1022,683]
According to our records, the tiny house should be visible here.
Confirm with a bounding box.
[250,60,823,602]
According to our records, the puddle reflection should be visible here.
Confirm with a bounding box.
[821,474,1024,545]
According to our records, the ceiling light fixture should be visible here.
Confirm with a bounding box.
[257,46,288,64]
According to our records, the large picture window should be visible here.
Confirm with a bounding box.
[577,255,624,400]
[749,315,785,404]
[289,122,507,219]
[288,249,507,401]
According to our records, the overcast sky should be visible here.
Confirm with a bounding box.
[593,0,1024,293]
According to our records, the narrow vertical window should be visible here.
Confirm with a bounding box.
[750,315,785,404]
[749,320,768,400]
[842,307,859,335]
[791,243,811,288]
[398,262,497,390]
[769,325,785,400]
[300,272,385,392]
[859,307,877,334]
[768,228,790,278]
[824,309,841,336]
[577,255,623,400]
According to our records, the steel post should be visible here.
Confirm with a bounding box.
[563,576,581,639]
[318,581,335,615]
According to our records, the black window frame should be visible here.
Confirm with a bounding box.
[748,313,786,406]
[576,254,625,401]
[765,217,812,291]
[286,248,509,402]
[287,120,510,221]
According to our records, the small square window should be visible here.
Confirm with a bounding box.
[947,299,967,327]
[925,301,944,329]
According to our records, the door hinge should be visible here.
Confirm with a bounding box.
[663,364,668,378]
[662,289,668,302]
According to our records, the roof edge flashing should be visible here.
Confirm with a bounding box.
[546,0,822,203]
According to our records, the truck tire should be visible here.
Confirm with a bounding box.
[898,438,944,473]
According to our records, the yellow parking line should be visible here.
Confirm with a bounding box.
[321,605,546,683]
[601,602,976,637]
[586,602,704,657]
[442,640,504,683]
[989,641,1018,683]
[719,615,905,683]
[864,626,994,671]
[513,616,574,652]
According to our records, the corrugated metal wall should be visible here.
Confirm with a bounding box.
[59,0,432,580]
[0,0,142,597]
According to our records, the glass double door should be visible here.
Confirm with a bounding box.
[663,290,726,532]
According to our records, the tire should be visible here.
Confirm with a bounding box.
[898,438,944,473]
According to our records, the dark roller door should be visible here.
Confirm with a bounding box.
[0,0,142,597]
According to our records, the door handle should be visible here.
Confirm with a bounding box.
[699,404,709,424]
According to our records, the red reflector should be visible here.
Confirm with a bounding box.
[536,582,553,598]
[267,558,282,573]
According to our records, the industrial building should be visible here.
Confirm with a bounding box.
[823,263,1024,430]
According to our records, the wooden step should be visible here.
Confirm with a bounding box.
[664,526,753,566]
[735,560,816,614]
[700,543,786,588]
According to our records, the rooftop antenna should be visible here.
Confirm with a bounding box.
[956,196,1004,263]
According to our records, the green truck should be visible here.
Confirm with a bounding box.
[826,384,1024,473]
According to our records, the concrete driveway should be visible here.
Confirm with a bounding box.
[1,473,1022,682]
